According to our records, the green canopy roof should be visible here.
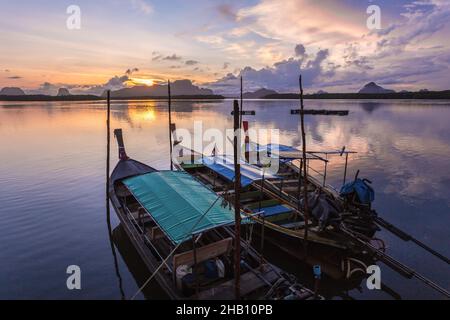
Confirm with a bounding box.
[123,171,236,244]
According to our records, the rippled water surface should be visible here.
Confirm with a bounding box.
[0,99,449,299]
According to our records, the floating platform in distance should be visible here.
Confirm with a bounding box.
[291,109,349,116]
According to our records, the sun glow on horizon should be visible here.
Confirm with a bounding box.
[128,78,155,87]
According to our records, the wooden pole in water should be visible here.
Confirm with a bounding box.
[233,100,242,300]
[168,80,173,171]
[105,92,126,300]
[240,76,243,129]
[299,76,310,245]
[106,90,111,212]
[192,234,199,297]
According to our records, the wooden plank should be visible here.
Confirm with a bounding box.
[240,191,263,200]
[271,179,299,185]
[280,220,313,229]
[283,186,315,193]
[246,199,280,209]
[195,171,225,188]
[129,209,152,223]
[173,238,232,270]
[197,268,279,299]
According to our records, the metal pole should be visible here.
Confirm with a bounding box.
[233,100,242,300]
[168,80,173,171]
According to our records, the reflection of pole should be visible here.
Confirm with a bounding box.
[299,75,309,246]
[233,100,241,300]
[168,80,173,171]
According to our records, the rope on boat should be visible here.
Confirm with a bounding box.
[130,196,222,300]
[346,258,368,279]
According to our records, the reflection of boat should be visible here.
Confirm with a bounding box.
[112,224,169,300]
[174,140,380,281]
[109,129,319,300]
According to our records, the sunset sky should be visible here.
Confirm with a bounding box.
[1,0,450,94]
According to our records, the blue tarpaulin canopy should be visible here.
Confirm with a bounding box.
[202,155,279,187]
[123,171,238,245]
[245,143,303,163]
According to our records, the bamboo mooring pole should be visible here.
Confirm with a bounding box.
[299,75,310,245]
[168,80,174,171]
[240,76,243,129]
[106,90,111,217]
[105,91,125,299]
[233,100,242,300]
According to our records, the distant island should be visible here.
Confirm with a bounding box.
[242,88,278,99]
[57,88,72,97]
[0,80,225,101]
[358,82,395,94]
[104,79,222,99]
[0,94,102,101]
[1,81,450,101]
[263,82,450,100]
[0,87,26,96]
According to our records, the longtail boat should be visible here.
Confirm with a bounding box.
[173,139,380,280]
[174,134,450,297]
[170,93,450,296]
[109,129,319,300]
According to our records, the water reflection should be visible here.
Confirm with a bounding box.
[360,102,383,114]
[0,99,449,299]
[112,225,169,300]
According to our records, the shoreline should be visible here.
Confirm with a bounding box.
[2,92,450,102]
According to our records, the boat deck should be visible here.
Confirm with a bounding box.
[197,265,278,300]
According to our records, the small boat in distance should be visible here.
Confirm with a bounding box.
[109,129,319,300]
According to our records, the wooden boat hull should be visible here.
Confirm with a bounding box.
[109,181,182,299]
[176,161,378,280]
[109,157,318,300]
[243,221,374,280]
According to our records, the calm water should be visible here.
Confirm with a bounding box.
[0,99,449,300]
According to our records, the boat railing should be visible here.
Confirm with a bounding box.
[304,150,357,192]
[123,206,173,272]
